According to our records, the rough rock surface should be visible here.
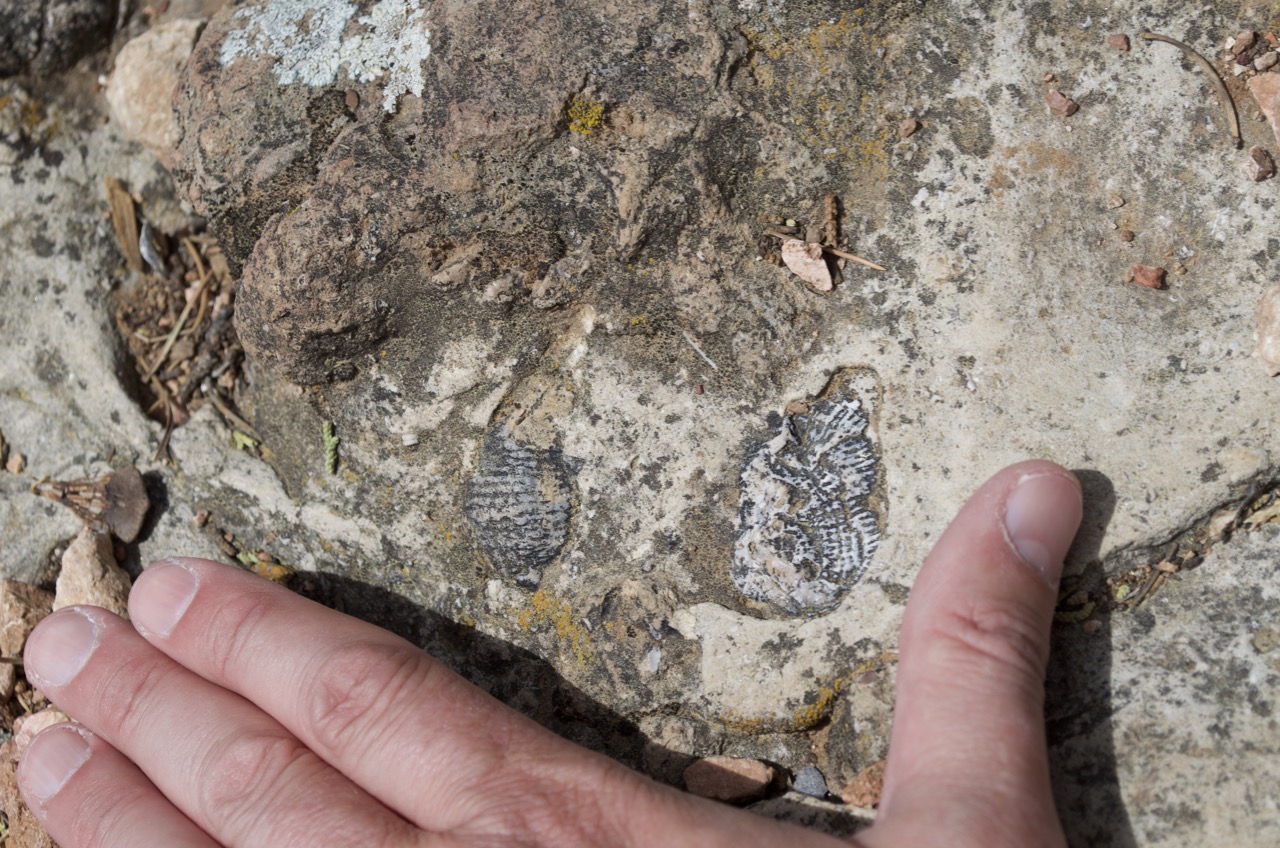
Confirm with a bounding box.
[105,19,204,167]
[0,0,115,77]
[1256,284,1280,376]
[1247,71,1280,146]
[1048,525,1280,848]
[0,739,55,848]
[0,580,53,701]
[54,528,132,618]
[1,2,1279,845]
[0,581,55,657]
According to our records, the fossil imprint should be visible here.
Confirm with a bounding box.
[732,370,885,614]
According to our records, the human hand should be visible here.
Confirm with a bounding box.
[16,459,1081,847]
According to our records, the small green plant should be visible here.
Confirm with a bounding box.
[567,95,604,134]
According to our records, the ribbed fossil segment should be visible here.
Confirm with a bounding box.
[464,431,573,585]
[732,378,883,614]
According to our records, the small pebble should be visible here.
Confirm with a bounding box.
[1267,32,1279,47]
[1255,283,1280,376]
[1082,619,1104,636]
[1106,195,1125,209]
[840,761,886,808]
[345,89,360,110]
[694,383,704,395]
[1234,63,1251,77]
[1131,264,1166,289]
[792,765,828,798]
[1107,33,1130,52]
[898,117,921,139]
[1257,52,1279,72]
[192,509,210,529]
[4,452,24,474]
[1245,145,1276,182]
[1042,71,1057,83]
[401,432,419,447]
[1044,89,1079,117]
[1119,229,1135,242]
[1233,30,1257,55]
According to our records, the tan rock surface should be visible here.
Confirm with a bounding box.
[1248,72,1280,147]
[54,528,131,619]
[105,19,204,167]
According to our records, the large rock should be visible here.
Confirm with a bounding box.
[0,0,115,77]
[2,1,1280,844]
[105,18,205,168]
[172,0,1280,714]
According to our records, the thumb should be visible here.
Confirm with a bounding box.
[866,460,1081,848]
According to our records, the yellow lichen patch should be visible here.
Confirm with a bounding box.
[517,590,594,667]
[719,676,847,734]
[567,94,605,135]
[741,15,894,175]
[713,653,895,735]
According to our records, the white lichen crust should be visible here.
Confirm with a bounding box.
[732,378,883,614]
[464,431,573,585]
[220,0,432,112]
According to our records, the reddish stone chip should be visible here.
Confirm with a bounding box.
[840,760,887,808]
[1131,264,1166,289]
[1044,89,1079,117]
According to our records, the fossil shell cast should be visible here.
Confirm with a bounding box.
[464,430,574,586]
[781,238,833,292]
[1257,284,1280,376]
[732,368,885,614]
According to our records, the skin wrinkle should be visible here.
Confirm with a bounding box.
[304,640,436,761]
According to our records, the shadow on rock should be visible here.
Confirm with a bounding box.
[1047,468,1136,848]
[291,570,655,774]
[1066,469,1116,567]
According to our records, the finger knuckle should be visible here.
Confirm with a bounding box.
[196,727,313,831]
[932,600,1049,684]
[202,588,279,685]
[94,653,175,741]
[304,640,435,760]
[85,781,161,848]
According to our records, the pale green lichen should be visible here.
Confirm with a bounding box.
[220,0,432,112]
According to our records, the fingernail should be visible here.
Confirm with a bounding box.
[20,725,92,804]
[131,560,199,638]
[1003,471,1083,587]
[25,609,100,688]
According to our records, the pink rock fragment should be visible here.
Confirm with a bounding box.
[1044,89,1079,117]
[1131,264,1166,289]
[1248,73,1280,146]
[781,239,833,292]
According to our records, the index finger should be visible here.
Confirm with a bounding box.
[125,558,641,837]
